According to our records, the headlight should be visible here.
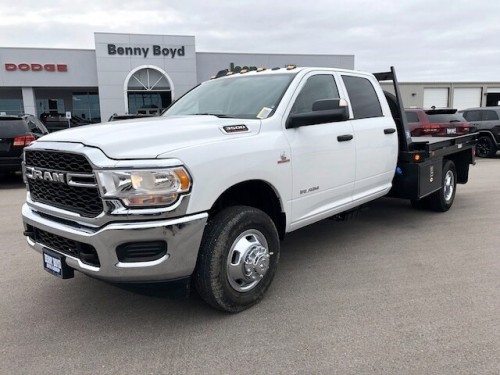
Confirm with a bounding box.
[96,168,191,207]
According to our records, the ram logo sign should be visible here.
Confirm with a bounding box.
[26,167,66,184]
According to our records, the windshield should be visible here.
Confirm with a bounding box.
[164,73,295,119]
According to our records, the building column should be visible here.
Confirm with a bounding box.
[21,87,36,116]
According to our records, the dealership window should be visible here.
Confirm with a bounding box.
[72,92,101,122]
[37,99,65,116]
[0,99,24,115]
[0,88,24,115]
[126,67,172,115]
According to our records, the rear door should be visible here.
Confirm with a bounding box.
[341,73,398,201]
[462,109,488,134]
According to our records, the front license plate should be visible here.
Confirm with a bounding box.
[447,128,457,134]
[43,250,74,279]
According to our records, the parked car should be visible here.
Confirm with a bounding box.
[0,114,48,173]
[405,108,472,137]
[460,106,500,158]
[40,113,95,133]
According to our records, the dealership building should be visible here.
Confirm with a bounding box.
[0,32,354,122]
[2,32,499,123]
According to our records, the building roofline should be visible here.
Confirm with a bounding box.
[196,51,354,58]
[95,31,196,38]
[0,46,95,52]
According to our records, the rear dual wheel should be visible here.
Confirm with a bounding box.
[194,206,280,313]
[412,160,457,212]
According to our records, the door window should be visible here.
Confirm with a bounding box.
[405,111,419,123]
[290,75,339,115]
[342,75,383,119]
[462,110,481,122]
[482,110,499,121]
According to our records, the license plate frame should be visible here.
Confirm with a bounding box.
[43,249,74,279]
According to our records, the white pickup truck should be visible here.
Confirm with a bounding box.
[22,66,476,312]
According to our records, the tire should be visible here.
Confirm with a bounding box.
[427,160,457,212]
[194,206,280,313]
[476,135,496,158]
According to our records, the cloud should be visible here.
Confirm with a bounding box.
[1,0,500,81]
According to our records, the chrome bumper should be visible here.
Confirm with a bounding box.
[22,203,208,282]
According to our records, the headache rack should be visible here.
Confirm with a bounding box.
[373,67,412,153]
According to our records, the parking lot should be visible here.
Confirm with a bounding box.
[0,158,499,375]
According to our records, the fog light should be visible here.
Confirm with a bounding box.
[116,241,167,263]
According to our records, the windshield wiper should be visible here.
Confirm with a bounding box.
[191,113,235,118]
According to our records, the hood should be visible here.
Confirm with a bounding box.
[37,116,261,159]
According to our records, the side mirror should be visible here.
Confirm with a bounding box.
[287,98,349,128]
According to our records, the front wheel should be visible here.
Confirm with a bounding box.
[194,206,280,313]
[427,160,457,212]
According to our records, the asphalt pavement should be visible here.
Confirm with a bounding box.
[0,157,499,375]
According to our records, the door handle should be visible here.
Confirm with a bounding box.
[384,128,396,134]
[337,134,353,142]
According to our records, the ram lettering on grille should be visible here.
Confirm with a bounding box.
[26,167,66,184]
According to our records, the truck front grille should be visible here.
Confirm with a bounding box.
[25,150,93,173]
[25,150,103,217]
[28,225,100,267]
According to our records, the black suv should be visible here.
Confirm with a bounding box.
[460,107,500,158]
[0,115,49,173]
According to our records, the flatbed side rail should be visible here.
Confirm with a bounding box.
[413,133,477,155]
[397,133,477,162]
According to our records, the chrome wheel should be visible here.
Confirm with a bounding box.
[427,160,457,212]
[443,169,455,203]
[226,229,270,292]
[195,206,280,312]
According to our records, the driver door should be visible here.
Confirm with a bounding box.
[284,73,355,230]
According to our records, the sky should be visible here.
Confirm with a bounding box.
[1,0,499,82]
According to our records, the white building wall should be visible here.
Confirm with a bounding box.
[0,48,97,87]
[94,33,198,121]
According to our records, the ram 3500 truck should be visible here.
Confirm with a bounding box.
[22,66,476,312]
